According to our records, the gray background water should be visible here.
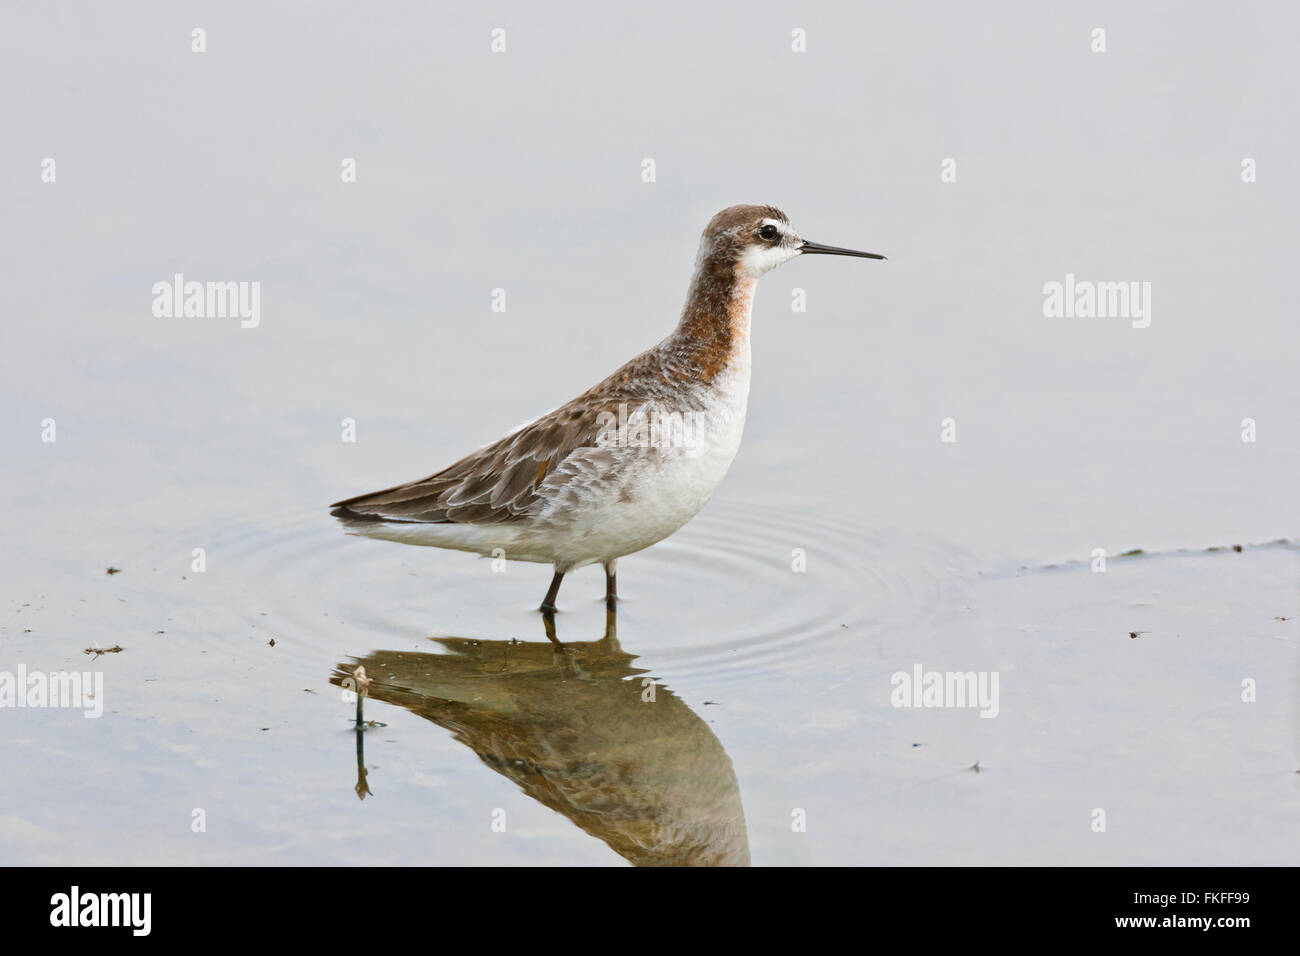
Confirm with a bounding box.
[2,1,1296,865]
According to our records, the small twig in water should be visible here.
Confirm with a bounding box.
[353,665,372,726]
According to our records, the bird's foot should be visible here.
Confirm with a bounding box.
[541,608,564,648]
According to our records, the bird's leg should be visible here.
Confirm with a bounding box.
[603,560,618,611]
[600,603,621,653]
[541,608,563,648]
[540,569,565,614]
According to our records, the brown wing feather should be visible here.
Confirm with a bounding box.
[330,402,609,525]
[330,343,691,527]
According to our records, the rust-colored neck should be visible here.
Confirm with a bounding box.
[665,253,754,383]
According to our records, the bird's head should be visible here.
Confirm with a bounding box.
[697,204,885,279]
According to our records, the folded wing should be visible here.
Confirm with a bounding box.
[330,403,610,526]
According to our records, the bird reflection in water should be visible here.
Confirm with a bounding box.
[331,608,749,866]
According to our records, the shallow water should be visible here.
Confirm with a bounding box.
[4,506,1295,865]
[3,2,1298,865]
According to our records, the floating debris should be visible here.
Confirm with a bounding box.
[1005,536,1297,578]
[1129,631,1149,639]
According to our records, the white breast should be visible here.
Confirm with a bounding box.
[526,345,753,570]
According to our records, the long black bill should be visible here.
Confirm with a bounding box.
[799,239,886,260]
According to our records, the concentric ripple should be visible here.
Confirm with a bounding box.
[624,503,977,681]
[117,501,978,683]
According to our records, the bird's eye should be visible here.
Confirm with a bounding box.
[758,224,779,241]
